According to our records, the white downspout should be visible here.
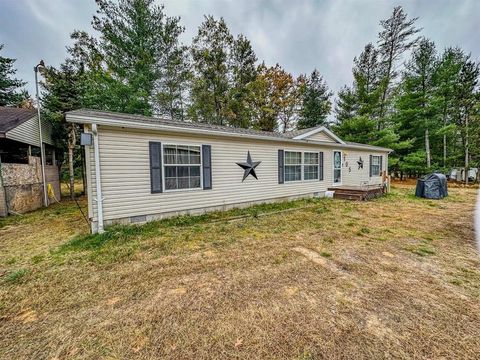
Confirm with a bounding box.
[34,67,48,207]
[92,124,104,233]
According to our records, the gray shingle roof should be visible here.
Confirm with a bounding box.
[66,109,391,152]
[67,109,302,139]
[0,107,37,134]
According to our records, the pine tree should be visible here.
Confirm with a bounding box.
[189,16,233,125]
[297,69,332,129]
[42,61,85,199]
[395,38,438,170]
[227,34,258,128]
[334,43,382,124]
[353,43,382,118]
[453,56,479,183]
[377,6,420,124]
[0,44,27,106]
[334,86,358,123]
[92,0,183,115]
[433,47,464,167]
[154,21,191,121]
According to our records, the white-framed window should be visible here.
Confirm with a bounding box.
[284,151,302,182]
[163,144,202,191]
[303,152,319,180]
[333,151,342,184]
[371,155,381,176]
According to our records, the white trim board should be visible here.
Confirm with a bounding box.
[292,126,345,144]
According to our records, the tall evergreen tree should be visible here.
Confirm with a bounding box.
[227,34,258,128]
[334,43,382,124]
[92,0,183,115]
[0,44,27,106]
[377,6,420,124]
[154,21,191,121]
[189,16,233,125]
[334,86,358,123]
[297,69,332,129]
[453,56,479,183]
[353,43,382,118]
[42,61,85,199]
[433,47,465,167]
[395,38,438,170]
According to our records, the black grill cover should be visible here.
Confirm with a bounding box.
[415,173,448,199]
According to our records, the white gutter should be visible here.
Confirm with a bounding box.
[92,124,104,233]
[66,114,392,153]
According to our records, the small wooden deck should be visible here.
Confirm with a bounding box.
[327,185,384,201]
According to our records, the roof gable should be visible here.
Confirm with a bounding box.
[291,126,345,144]
[0,107,37,134]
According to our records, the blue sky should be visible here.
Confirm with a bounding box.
[1,0,479,99]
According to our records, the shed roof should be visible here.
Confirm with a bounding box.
[0,107,37,134]
[66,109,392,152]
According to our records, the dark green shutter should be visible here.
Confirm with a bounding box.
[278,150,284,184]
[369,155,373,177]
[149,142,162,193]
[319,151,324,181]
[380,155,383,174]
[202,145,212,190]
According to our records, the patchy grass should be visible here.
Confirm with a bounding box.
[0,185,479,359]
[4,268,31,284]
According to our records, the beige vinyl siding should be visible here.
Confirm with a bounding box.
[85,125,388,230]
[86,126,336,223]
[338,150,386,186]
[6,115,54,147]
[305,131,337,142]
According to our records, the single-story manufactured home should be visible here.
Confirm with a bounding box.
[66,109,392,233]
[0,107,60,216]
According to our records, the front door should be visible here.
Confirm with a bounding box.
[333,151,342,185]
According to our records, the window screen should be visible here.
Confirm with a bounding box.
[163,144,202,190]
[284,151,302,182]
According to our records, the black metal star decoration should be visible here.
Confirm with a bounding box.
[236,151,261,182]
[357,157,364,170]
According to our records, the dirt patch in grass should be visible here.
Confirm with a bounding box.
[0,186,479,359]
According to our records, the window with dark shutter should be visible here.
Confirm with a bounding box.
[202,145,212,190]
[370,155,381,176]
[319,151,324,181]
[149,142,162,193]
[278,150,284,184]
[369,154,373,177]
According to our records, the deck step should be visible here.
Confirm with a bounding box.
[333,193,364,201]
[328,186,384,201]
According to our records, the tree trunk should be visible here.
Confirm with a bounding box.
[465,115,469,185]
[443,103,447,168]
[68,125,76,200]
[81,146,87,195]
[443,134,447,168]
[68,146,74,200]
[425,128,431,168]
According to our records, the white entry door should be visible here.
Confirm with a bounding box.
[333,151,342,185]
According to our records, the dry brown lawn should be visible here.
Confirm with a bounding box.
[0,184,479,359]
